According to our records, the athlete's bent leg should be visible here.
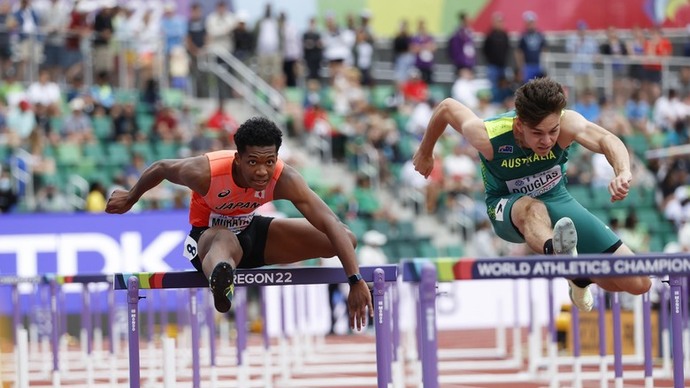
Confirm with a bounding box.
[511,196,553,253]
[592,243,652,295]
[197,227,244,313]
[263,218,356,265]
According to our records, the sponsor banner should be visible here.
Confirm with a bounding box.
[0,211,191,314]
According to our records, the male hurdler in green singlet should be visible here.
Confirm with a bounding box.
[413,77,651,311]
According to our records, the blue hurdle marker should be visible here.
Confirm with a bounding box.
[402,254,690,388]
[113,265,398,388]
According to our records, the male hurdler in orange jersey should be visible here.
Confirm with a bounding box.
[107,117,372,330]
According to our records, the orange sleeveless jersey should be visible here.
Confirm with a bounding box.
[188,150,284,232]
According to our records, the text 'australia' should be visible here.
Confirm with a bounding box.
[501,151,556,168]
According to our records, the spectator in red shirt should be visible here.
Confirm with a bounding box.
[643,27,672,85]
[154,106,180,142]
[206,99,239,144]
[401,68,429,104]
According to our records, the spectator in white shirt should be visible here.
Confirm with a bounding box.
[25,69,61,116]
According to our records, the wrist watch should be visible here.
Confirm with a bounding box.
[348,273,363,285]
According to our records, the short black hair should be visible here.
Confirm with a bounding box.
[234,117,283,154]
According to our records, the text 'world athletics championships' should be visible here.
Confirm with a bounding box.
[474,257,690,278]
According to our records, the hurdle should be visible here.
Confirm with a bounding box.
[402,254,690,388]
[113,264,398,388]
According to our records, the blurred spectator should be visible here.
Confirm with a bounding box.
[135,9,162,84]
[323,184,350,219]
[92,1,116,77]
[625,89,651,133]
[6,99,36,146]
[302,17,323,81]
[447,12,475,72]
[572,88,600,123]
[160,2,186,58]
[206,98,238,133]
[354,30,374,87]
[62,97,93,143]
[232,11,254,64]
[40,0,69,82]
[113,2,138,88]
[444,142,478,199]
[12,0,41,81]
[112,103,138,142]
[599,26,629,93]
[357,230,388,266]
[619,211,650,252]
[0,69,25,108]
[279,12,301,88]
[451,68,480,112]
[0,167,16,213]
[643,27,672,89]
[517,11,546,83]
[322,13,353,67]
[255,4,282,83]
[124,152,148,188]
[89,71,115,112]
[627,26,647,84]
[392,19,414,83]
[35,183,71,212]
[352,174,394,221]
[482,12,512,93]
[565,20,598,95]
[153,105,180,142]
[85,181,107,212]
[65,0,89,82]
[186,2,207,97]
[169,45,190,91]
[411,19,436,84]
[25,69,61,116]
[590,153,615,189]
[653,88,687,136]
[406,95,433,138]
[401,68,428,104]
[598,96,632,136]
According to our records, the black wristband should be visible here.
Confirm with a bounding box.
[348,273,363,285]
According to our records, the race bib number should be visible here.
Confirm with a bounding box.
[183,234,198,261]
[209,212,254,234]
[495,198,509,222]
[506,165,562,197]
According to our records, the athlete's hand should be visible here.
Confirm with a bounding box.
[105,189,135,214]
[609,170,632,202]
[348,280,373,331]
[413,149,434,178]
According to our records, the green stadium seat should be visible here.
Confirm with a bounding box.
[55,143,83,166]
[82,142,106,165]
[283,87,305,104]
[370,85,394,109]
[155,142,181,160]
[106,142,131,167]
[161,88,184,108]
[130,142,155,163]
[92,116,112,141]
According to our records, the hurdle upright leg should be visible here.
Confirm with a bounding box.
[418,263,438,388]
[127,277,141,388]
[373,267,392,388]
[669,275,685,388]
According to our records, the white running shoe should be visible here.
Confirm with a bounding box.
[553,217,593,312]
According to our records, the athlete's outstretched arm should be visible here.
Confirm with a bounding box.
[413,98,491,178]
[274,165,373,330]
[560,110,632,202]
[106,156,209,214]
